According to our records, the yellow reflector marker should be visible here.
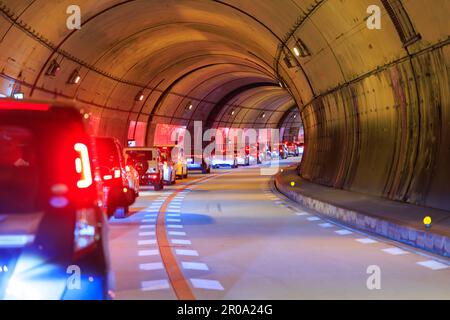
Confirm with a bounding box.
[423,216,432,227]
[290,181,296,187]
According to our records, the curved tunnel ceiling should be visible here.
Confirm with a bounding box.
[0,0,449,211]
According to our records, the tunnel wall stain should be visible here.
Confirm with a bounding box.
[300,45,450,211]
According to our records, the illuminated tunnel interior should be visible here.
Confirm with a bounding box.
[0,0,448,213]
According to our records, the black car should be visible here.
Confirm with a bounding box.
[0,100,112,300]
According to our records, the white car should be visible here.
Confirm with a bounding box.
[211,152,238,168]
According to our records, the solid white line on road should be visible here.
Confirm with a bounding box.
[356,238,378,244]
[141,280,170,291]
[176,249,199,257]
[139,231,156,237]
[167,219,181,223]
[416,260,449,270]
[190,279,224,291]
[335,229,353,235]
[138,239,157,246]
[307,217,321,221]
[169,231,187,236]
[182,262,209,271]
[140,225,155,229]
[167,224,184,229]
[171,239,191,245]
[139,262,164,271]
[138,249,159,256]
[296,212,309,216]
[382,247,410,256]
[319,223,334,228]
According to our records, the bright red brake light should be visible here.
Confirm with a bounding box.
[74,143,93,189]
[0,101,49,111]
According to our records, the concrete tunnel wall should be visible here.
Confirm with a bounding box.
[0,0,448,211]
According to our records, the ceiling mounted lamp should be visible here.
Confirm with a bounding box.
[260,112,266,119]
[292,47,301,57]
[229,109,236,116]
[45,59,61,77]
[135,90,145,102]
[283,55,294,69]
[186,102,193,111]
[68,69,81,84]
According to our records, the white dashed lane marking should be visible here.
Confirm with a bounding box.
[141,280,170,291]
[167,214,181,217]
[382,247,410,256]
[139,262,164,271]
[182,262,209,271]
[319,223,334,228]
[335,229,353,235]
[416,260,449,271]
[307,217,321,221]
[169,231,187,236]
[176,249,199,257]
[190,279,224,291]
[138,239,157,246]
[168,224,184,229]
[140,225,155,229]
[138,249,160,256]
[296,212,309,216]
[171,239,191,245]
[356,238,378,244]
[142,219,156,223]
[167,218,181,223]
[139,231,156,237]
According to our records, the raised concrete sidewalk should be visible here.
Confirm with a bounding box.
[274,167,450,258]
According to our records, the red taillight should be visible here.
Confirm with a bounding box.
[0,101,49,111]
[150,174,158,180]
[74,143,93,189]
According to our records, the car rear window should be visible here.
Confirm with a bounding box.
[126,150,154,162]
[94,138,121,168]
[0,126,40,213]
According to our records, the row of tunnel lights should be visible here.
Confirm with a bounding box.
[45,59,298,121]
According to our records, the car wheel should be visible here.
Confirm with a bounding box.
[114,206,129,219]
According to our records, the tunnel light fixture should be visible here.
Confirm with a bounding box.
[12,92,24,100]
[260,112,266,119]
[135,91,145,102]
[45,59,61,77]
[229,109,236,116]
[283,55,294,69]
[68,69,81,85]
[186,102,193,111]
[293,47,300,57]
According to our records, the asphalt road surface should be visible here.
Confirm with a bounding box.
[109,158,450,300]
